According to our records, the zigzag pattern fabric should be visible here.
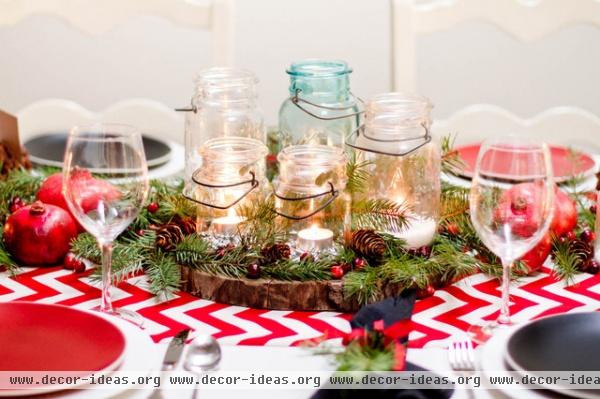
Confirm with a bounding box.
[2,265,597,347]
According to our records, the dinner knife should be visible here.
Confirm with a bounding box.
[148,329,190,399]
[162,329,190,370]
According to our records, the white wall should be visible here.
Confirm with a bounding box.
[0,0,598,133]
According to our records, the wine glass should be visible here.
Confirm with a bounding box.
[63,123,149,323]
[469,135,554,343]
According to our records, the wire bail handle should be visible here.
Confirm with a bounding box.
[290,89,365,121]
[183,170,259,210]
[175,96,198,113]
[274,181,339,220]
[345,121,432,157]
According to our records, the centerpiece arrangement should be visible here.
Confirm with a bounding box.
[0,60,597,317]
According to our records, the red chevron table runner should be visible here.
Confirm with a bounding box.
[1,265,598,347]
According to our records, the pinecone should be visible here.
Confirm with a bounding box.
[155,223,184,251]
[261,243,291,264]
[569,238,595,266]
[349,229,386,259]
[0,144,31,177]
[172,216,197,235]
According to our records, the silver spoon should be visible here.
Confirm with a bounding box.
[184,334,222,399]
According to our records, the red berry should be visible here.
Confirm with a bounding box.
[340,263,352,273]
[8,197,25,213]
[416,285,435,299]
[419,246,432,258]
[136,229,145,236]
[64,252,85,272]
[407,248,419,256]
[300,252,314,263]
[330,265,345,279]
[580,229,596,244]
[581,259,600,274]
[147,202,160,214]
[446,223,460,236]
[353,257,367,270]
[591,205,597,215]
[566,230,577,241]
[586,260,600,275]
[246,263,261,279]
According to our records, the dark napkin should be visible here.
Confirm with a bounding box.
[312,289,453,399]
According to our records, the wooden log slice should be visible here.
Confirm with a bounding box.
[180,266,405,312]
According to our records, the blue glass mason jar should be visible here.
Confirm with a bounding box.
[278,60,362,149]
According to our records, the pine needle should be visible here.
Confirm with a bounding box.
[352,198,410,232]
[346,153,373,195]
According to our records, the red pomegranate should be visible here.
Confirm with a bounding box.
[550,188,577,237]
[494,183,576,239]
[494,183,545,238]
[517,234,552,275]
[3,201,78,266]
[37,171,120,229]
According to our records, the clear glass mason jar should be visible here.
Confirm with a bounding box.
[347,93,440,248]
[183,67,265,185]
[274,145,350,254]
[278,59,362,149]
[185,137,269,244]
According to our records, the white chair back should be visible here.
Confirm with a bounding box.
[1,0,235,144]
[392,0,600,147]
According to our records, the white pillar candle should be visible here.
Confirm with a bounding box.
[297,225,334,252]
[210,215,247,236]
[395,216,437,248]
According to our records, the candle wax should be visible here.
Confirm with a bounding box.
[297,226,334,252]
[395,216,437,248]
[211,215,247,236]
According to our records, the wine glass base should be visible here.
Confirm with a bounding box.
[468,321,512,344]
[100,308,145,328]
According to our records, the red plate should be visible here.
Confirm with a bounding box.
[456,144,596,183]
[0,302,125,371]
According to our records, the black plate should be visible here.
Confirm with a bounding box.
[506,313,600,398]
[24,133,171,169]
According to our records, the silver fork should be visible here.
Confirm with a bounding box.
[448,338,476,371]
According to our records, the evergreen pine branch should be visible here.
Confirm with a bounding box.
[335,341,395,372]
[440,184,470,222]
[264,257,332,281]
[551,236,581,284]
[0,226,19,276]
[379,255,436,289]
[428,236,479,284]
[343,267,382,305]
[147,251,181,299]
[175,235,250,279]
[0,168,47,222]
[73,231,157,283]
[237,197,286,245]
[351,198,410,232]
[174,234,213,265]
[380,233,407,259]
[441,133,465,175]
[346,153,373,195]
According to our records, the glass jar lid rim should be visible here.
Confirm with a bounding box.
[194,67,258,88]
[278,144,346,166]
[287,59,352,78]
[201,137,267,159]
[367,92,432,113]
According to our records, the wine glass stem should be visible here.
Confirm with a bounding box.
[498,259,512,325]
[100,242,114,313]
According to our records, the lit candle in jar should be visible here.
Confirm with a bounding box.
[210,209,247,236]
[391,196,437,248]
[297,224,334,252]
[395,216,437,248]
